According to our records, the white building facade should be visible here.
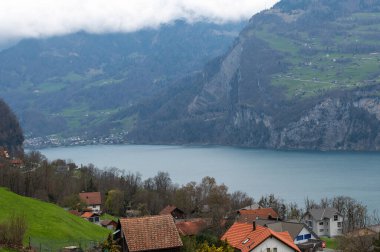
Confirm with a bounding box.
[303,208,343,237]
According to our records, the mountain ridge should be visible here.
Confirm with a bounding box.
[0,21,245,139]
[3,0,380,151]
[125,0,380,151]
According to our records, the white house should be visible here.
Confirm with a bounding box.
[221,222,301,252]
[302,208,343,237]
[256,220,320,244]
[79,192,102,213]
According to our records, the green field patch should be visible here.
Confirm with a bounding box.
[86,78,125,88]
[272,77,334,99]
[321,237,338,249]
[121,115,137,130]
[0,188,109,250]
[100,213,118,222]
[255,29,299,54]
[36,82,67,93]
[61,72,88,83]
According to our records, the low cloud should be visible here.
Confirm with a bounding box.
[0,0,279,42]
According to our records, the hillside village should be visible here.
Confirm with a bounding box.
[2,0,380,251]
[1,146,380,251]
[1,145,380,252]
[66,193,380,252]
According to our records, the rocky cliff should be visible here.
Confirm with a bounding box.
[127,0,380,151]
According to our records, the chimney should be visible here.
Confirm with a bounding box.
[253,221,256,231]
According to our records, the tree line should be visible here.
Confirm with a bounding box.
[0,150,377,236]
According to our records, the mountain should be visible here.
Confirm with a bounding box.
[0,99,23,155]
[125,0,380,151]
[0,21,245,139]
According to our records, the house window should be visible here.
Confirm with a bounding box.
[319,229,324,232]
[337,222,342,228]
[334,215,338,221]
[308,221,313,227]
[319,222,324,225]
[296,235,304,241]
[242,238,250,244]
[266,248,270,252]
[304,234,312,240]
[273,248,277,252]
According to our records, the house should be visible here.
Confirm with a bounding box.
[368,224,380,234]
[256,220,322,251]
[346,227,378,238]
[347,224,380,238]
[115,215,183,252]
[237,208,280,223]
[10,159,23,168]
[302,208,343,237]
[175,218,209,236]
[221,221,301,252]
[68,209,81,217]
[100,219,118,230]
[81,212,100,224]
[79,192,102,213]
[159,205,185,219]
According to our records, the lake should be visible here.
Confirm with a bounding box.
[39,144,380,211]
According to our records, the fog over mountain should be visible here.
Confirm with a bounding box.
[0,0,279,43]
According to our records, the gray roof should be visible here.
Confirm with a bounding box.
[256,220,319,240]
[240,204,260,210]
[307,208,341,221]
[368,224,380,233]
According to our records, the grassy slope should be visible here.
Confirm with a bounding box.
[100,213,118,222]
[0,188,109,247]
[255,11,380,99]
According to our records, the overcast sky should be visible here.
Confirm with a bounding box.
[0,0,279,43]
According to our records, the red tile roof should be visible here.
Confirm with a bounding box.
[221,223,301,252]
[159,205,182,215]
[79,192,102,205]
[237,208,279,223]
[81,212,98,218]
[221,222,253,250]
[101,219,117,227]
[119,215,183,252]
[176,218,208,236]
[10,159,23,165]
[68,210,81,216]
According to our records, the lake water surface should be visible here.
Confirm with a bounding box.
[40,145,380,211]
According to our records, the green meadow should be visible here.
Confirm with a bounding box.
[0,188,109,250]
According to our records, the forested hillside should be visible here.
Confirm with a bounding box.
[0,21,244,139]
[0,99,23,155]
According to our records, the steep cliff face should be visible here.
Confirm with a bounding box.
[127,0,380,151]
[228,91,380,150]
[0,99,24,156]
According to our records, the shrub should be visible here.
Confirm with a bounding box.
[0,213,28,246]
